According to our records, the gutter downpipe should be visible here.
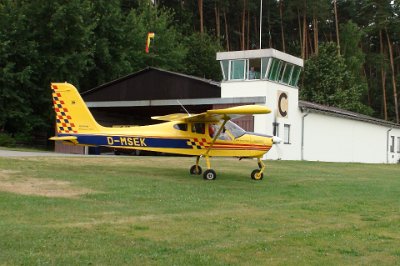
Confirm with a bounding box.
[386,128,393,163]
[301,110,309,161]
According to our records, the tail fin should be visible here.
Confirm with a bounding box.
[51,83,103,134]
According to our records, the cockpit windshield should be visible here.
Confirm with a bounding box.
[225,120,246,138]
[208,120,246,140]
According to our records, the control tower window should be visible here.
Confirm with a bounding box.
[248,58,261,80]
[281,64,294,84]
[220,60,229,81]
[230,59,246,80]
[268,58,283,81]
[289,66,301,87]
[261,58,270,79]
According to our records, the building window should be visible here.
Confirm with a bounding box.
[281,64,294,85]
[248,58,261,80]
[284,124,291,144]
[278,62,286,81]
[289,66,301,87]
[268,58,283,81]
[397,137,400,153]
[220,60,229,81]
[230,59,246,80]
[261,57,270,79]
[390,136,395,153]
[273,122,279,137]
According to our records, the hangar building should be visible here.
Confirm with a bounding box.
[55,49,400,164]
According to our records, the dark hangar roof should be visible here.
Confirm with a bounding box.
[299,100,400,129]
[82,67,221,102]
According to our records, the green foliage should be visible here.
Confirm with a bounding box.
[82,0,131,89]
[301,43,345,105]
[123,4,187,73]
[183,32,223,81]
[340,21,365,76]
[0,0,40,134]
[301,42,373,115]
[0,0,189,139]
[0,133,16,147]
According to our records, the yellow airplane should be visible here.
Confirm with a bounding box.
[50,82,280,180]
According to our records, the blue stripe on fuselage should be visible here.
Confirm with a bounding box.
[58,134,191,149]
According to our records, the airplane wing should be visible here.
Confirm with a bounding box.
[152,105,271,122]
[151,113,191,121]
[188,105,271,122]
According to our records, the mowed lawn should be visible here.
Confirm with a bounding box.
[0,155,399,265]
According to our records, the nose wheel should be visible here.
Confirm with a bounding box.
[251,169,263,180]
[251,158,265,180]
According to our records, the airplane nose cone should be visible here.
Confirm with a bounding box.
[272,136,282,144]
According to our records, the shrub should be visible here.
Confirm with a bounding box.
[0,133,16,147]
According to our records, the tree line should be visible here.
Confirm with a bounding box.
[161,0,399,122]
[0,0,222,144]
[0,0,399,145]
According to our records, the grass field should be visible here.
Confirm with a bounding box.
[0,156,399,265]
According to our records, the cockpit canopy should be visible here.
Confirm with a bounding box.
[174,120,246,141]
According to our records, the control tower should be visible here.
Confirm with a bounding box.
[216,49,304,160]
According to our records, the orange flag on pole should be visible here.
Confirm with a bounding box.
[145,32,155,53]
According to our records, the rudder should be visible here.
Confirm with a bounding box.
[51,83,102,134]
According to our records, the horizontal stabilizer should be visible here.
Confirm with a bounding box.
[49,136,78,144]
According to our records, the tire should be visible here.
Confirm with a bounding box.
[190,165,202,175]
[203,169,217,180]
[251,169,264,180]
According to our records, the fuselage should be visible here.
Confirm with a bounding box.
[60,121,273,157]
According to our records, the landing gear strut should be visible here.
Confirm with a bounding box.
[251,158,265,180]
[202,156,216,180]
[189,156,202,175]
[190,156,266,181]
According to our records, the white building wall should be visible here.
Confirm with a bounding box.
[221,80,400,164]
[218,48,400,164]
[303,113,400,163]
[386,128,400,163]
[221,80,302,160]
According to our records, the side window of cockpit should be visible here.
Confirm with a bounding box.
[174,123,188,131]
[191,123,205,134]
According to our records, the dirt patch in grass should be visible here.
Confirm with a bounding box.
[0,170,93,198]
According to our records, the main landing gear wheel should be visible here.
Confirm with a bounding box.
[203,169,217,180]
[190,165,202,175]
[251,169,264,180]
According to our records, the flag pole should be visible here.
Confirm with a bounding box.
[259,0,263,49]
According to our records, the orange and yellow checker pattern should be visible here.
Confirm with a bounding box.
[51,85,78,134]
